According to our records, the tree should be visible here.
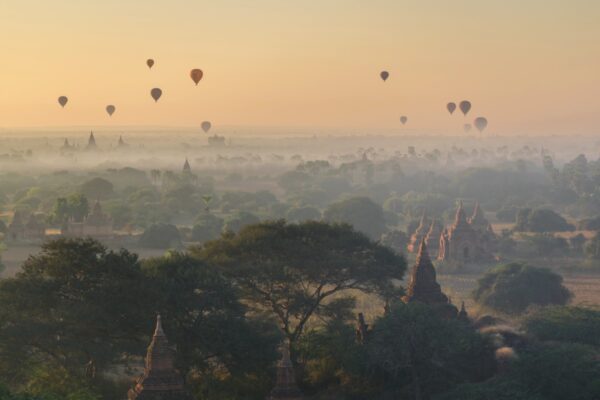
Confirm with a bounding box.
[323,197,387,239]
[505,343,600,400]
[473,263,572,314]
[285,206,321,222]
[496,205,518,223]
[139,223,181,249]
[0,239,149,391]
[380,230,409,255]
[80,178,113,200]
[141,253,280,399]
[194,221,406,345]
[223,211,259,233]
[585,232,600,259]
[523,306,600,347]
[569,233,586,255]
[52,194,89,223]
[524,233,569,257]
[191,214,224,243]
[515,208,574,232]
[367,303,495,400]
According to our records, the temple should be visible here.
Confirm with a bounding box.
[438,201,496,263]
[268,342,303,400]
[86,131,97,151]
[182,159,191,174]
[407,211,429,253]
[6,212,45,242]
[402,240,449,305]
[424,218,443,256]
[128,315,193,400]
[63,201,113,237]
[117,135,129,149]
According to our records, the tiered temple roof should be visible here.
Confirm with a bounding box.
[438,201,496,262]
[424,218,443,254]
[402,240,449,305]
[128,315,193,400]
[468,202,488,229]
[407,211,429,253]
[86,201,111,227]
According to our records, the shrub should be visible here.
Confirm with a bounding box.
[473,263,571,314]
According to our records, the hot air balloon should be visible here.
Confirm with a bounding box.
[380,71,389,82]
[58,96,68,108]
[447,102,456,115]
[150,88,162,102]
[201,121,212,133]
[190,69,203,85]
[459,100,472,116]
[474,117,488,133]
[146,59,154,69]
[463,123,472,133]
[106,105,116,117]
[400,116,408,125]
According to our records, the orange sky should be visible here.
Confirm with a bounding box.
[0,0,599,135]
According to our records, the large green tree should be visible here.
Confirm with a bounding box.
[323,197,387,239]
[473,263,572,314]
[0,239,149,389]
[141,253,280,400]
[194,221,406,344]
[367,303,495,400]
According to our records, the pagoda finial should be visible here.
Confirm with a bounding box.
[128,315,193,399]
[416,239,431,265]
[154,313,165,337]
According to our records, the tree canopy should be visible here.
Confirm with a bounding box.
[473,263,572,314]
[323,196,387,239]
[194,220,406,344]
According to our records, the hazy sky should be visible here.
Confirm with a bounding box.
[0,0,599,135]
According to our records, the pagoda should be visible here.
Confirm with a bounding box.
[402,240,449,305]
[438,201,496,263]
[268,342,303,400]
[424,218,443,256]
[182,159,191,174]
[407,211,429,253]
[86,131,97,150]
[128,315,193,400]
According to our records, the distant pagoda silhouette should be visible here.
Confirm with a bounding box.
[402,240,449,305]
[268,341,303,400]
[182,158,191,173]
[128,315,193,400]
[86,131,97,150]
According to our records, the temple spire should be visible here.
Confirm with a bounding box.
[454,201,468,227]
[128,315,193,400]
[154,313,165,337]
[183,158,191,173]
[402,240,449,305]
[268,341,303,400]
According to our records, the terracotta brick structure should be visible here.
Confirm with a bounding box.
[128,315,193,400]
